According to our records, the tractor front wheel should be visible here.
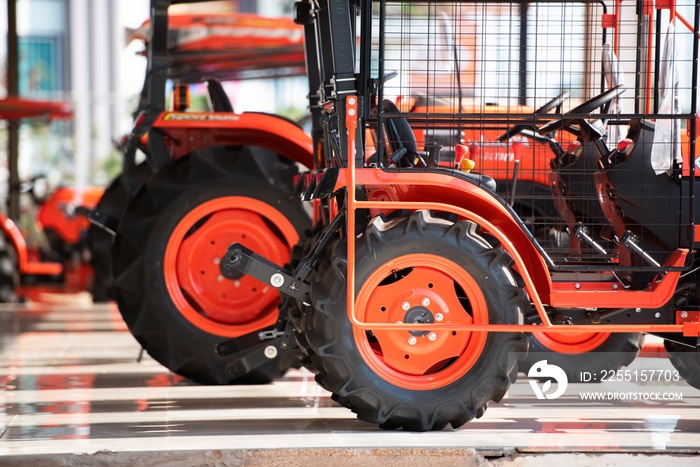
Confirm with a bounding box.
[303,210,528,431]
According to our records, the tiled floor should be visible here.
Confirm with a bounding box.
[1,294,700,462]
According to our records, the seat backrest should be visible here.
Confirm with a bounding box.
[205,78,234,113]
[381,99,418,155]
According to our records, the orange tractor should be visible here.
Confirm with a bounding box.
[87,1,314,384]
[0,97,103,302]
[218,0,700,430]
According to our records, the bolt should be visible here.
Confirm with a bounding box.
[428,332,437,341]
[233,280,241,288]
[612,283,619,290]
[635,308,641,313]
[264,345,278,359]
[270,273,284,288]
[575,283,581,289]
[422,298,430,307]
[396,321,403,324]
[435,313,443,322]
[408,336,417,345]
[348,108,356,116]
[348,97,356,105]
[655,312,661,319]
[681,311,689,319]
[217,274,224,282]
[402,301,410,310]
[213,257,221,265]
[229,252,241,264]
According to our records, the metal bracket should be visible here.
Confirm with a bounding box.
[218,320,298,380]
[221,243,311,304]
[223,338,283,380]
[75,206,118,236]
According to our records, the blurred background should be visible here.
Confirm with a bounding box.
[0,0,306,203]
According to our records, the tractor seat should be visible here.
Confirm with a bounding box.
[372,100,496,190]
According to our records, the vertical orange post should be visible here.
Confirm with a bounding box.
[346,95,359,325]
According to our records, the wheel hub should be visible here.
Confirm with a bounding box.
[403,306,434,337]
[363,266,474,376]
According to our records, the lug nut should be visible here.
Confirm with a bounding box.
[402,301,410,310]
[435,313,443,322]
[270,273,284,287]
[264,345,278,359]
[408,336,417,345]
[428,332,437,341]
[422,298,430,307]
[214,257,221,265]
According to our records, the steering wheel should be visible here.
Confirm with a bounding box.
[538,85,625,137]
[497,91,570,143]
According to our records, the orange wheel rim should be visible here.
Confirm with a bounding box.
[533,330,611,354]
[164,196,299,337]
[354,254,488,390]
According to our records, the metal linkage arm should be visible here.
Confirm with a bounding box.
[221,243,311,304]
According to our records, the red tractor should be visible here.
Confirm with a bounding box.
[87,1,314,384]
[218,0,700,430]
[0,97,104,302]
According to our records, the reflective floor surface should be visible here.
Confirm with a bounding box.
[1,294,700,463]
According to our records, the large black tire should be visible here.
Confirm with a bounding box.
[0,233,18,303]
[88,162,153,302]
[521,332,644,383]
[112,146,310,384]
[303,210,529,431]
[665,340,700,389]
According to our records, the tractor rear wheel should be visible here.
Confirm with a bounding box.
[521,331,644,382]
[112,146,309,384]
[88,162,153,302]
[664,340,700,389]
[303,210,528,430]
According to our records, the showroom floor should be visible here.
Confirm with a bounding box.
[1,293,700,466]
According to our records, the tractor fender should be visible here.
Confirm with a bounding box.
[350,168,553,303]
[150,111,314,169]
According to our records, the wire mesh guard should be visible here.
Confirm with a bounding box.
[365,0,698,279]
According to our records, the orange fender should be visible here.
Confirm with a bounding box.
[151,111,314,169]
[339,168,553,303]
